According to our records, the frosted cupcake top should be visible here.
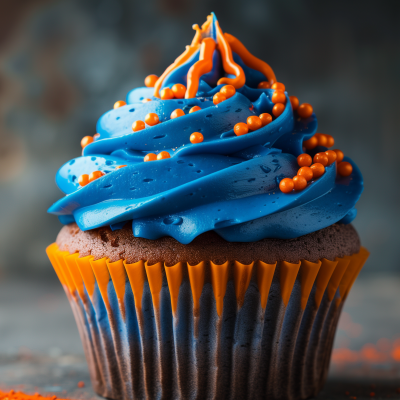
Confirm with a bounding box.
[48,14,363,244]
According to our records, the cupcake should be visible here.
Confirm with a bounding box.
[47,14,369,400]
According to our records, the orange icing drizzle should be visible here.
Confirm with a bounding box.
[224,33,276,85]
[233,261,254,309]
[185,38,216,99]
[215,21,245,89]
[314,258,338,307]
[280,260,301,307]
[154,14,276,99]
[165,262,183,317]
[299,259,321,310]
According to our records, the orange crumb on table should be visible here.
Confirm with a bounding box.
[77,381,85,388]
[0,390,70,400]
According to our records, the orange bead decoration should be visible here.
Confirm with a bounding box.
[303,136,318,150]
[213,92,226,105]
[258,81,271,89]
[234,122,249,136]
[298,166,313,182]
[81,136,93,148]
[132,120,146,132]
[271,82,285,91]
[293,175,308,191]
[325,150,337,165]
[160,88,174,100]
[279,178,294,193]
[144,153,157,162]
[145,113,160,126]
[297,103,313,119]
[157,151,171,160]
[144,74,158,88]
[289,96,299,110]
[190,132,204,144]
[315,133,328,147]
[116,165,127,169]
[259,113,273,126]
[313,152,329,167]
[297,153,312,167]
[142,98,152,103]
[272,103,285,117]
[172,84,186,99]
[325,134,335,148]
[271,91,286,104]
[189,106,202,113]
[78,174,89,187]
[170,109,185,119]
[114,100,126,109]
[337,161,353,177]
[333,149,344,163]
[310,163,325,178]
[89,170,104,182]
[220,85,236,99]
[246,116,262,131]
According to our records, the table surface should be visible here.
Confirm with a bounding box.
[0,274,399,400]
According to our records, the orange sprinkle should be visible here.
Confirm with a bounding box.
[190,132,204,144]
[246,116,262,131]
[315,133,328,147]
[337,161,353,176]
[114,100,126,109]
[170,109,185,119]
[89,170,104,182]
[325,134,335,147]
[145,113,160,126]
[313,152,329,167]
[297,153,312,167]
[271,82,285,91]
[298,166,313,181]
[271,91,286,104]
[234,122,249,136]
[142,98,152,103]
[220,84,236,99]
[157,151,171,160]
[160,87,174,100]
[303,136,318,150]
[189,106,202,113]
[333,149,344,163]
[81,136,93,148]
[293,175,307,191]
[77,381,85,388]
[144,153,157,162]
[259,113,273,126]
[279,178,294,193]
[171,84,186,99]
[325,150,337,165]
[78,174,89,187]
[272,103,285,117]
[213,92,226,105]
[289,96,299,110]
[310,163,325,178]
[144,74,158,88]
[297,103,313,118]
[132,120,146,132]
[257,81,271,89]
[116,165,127,169]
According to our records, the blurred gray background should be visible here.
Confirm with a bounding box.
[0,0,399,278]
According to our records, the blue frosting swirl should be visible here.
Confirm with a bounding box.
[48,55,363,244]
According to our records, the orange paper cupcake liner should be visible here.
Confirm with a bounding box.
[46,243,369,400]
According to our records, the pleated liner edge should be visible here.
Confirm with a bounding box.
[46,243,369,400]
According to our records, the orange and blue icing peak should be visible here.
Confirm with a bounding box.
[152,13,276,99]
[48,14,363,244]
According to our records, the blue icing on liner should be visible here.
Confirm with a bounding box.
[48,17,363,243]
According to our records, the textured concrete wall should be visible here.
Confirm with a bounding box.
[0,0,399,276]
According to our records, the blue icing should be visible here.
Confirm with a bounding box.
[48,53,364,243]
